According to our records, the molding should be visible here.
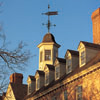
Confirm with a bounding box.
[31,62,100,100]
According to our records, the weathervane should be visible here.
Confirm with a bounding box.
[42,4,58,33]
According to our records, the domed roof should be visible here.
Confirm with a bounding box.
[42,33,56,43]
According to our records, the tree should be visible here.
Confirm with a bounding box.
[0,33,31,94]
[0,1,31,97]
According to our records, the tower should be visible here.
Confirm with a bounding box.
[37,4,60,71]
[91,8,100,44]
[38,33,60,70]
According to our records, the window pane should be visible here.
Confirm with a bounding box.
[81,51,85,65]
[66,59,72,73]
[29,83,31,93]
[45,50,51,61]
[77,86,82,92]
[64,90,68,100]
[68,59,71,66]
[68,65,71,72]
[52,96,56,100]
[55,66,60,79]
[45,72,49,85]
[36,78,40,90]
[76,86,82,100]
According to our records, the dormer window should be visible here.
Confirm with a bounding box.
[55,66,60,80]
[80,50,85,66]
[28,83,32,94]
[45,50,51,61]
[45,72,49,85]
[36,78,40,90]
[66,59,72,73]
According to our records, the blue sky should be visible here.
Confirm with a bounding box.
[1,0,100,84]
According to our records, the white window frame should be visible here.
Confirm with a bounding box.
[36,78,40,90]
[80,50,86,67]
[55,66,60,80]
[76,86,82,100]
[66,59,72,74]
[28,83,32,94]
[45,50,51,61]
[45,72,49,85]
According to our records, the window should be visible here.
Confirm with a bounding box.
[66,59,72,73]
[76,86,82,100]
[64,90,68,100]
[52,96,57,100]
[55,66,60,79]
[45,72,49,85]
[45,50,51,61]
[28,83,32,94]
[81,51,85,65]
[40,51,43,62]
[36,78,40,90]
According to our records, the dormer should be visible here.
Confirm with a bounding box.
[78,41,100,67]
[37,33,60,71]
[27,76,36,95]
[65,50,79,73]
[35,70,45,90]
[44,64,55,86]
[54,57,66,80]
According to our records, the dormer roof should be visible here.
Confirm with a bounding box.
[46,64,55,71]
[28,76,36,81]
[56,57,66,63]
[78,41,100,50]
[54,57,66,66]
[35,70,45,76]
[65,49,79,57]
[10,83,27,100]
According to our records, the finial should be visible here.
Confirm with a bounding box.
[42,4,58,33]
[48,4,50,9]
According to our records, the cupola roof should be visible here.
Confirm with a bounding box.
[42,33,56,43]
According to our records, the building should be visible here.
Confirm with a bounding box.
[24,8,100,100]
[2,7,100,100]
[2,73,27,100]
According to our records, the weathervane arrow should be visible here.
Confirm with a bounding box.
[42,11,58,16]
[42,4,58,33]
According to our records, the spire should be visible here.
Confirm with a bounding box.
[42,3,58,33]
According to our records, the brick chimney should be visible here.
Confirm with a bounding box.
[91,8,100,44]
[10,73,23,84]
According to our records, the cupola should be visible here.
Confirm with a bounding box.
[37,33,60,71]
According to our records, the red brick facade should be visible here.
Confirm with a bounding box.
[10,73,23,84]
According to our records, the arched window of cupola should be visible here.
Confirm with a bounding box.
[45,50,51,61]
